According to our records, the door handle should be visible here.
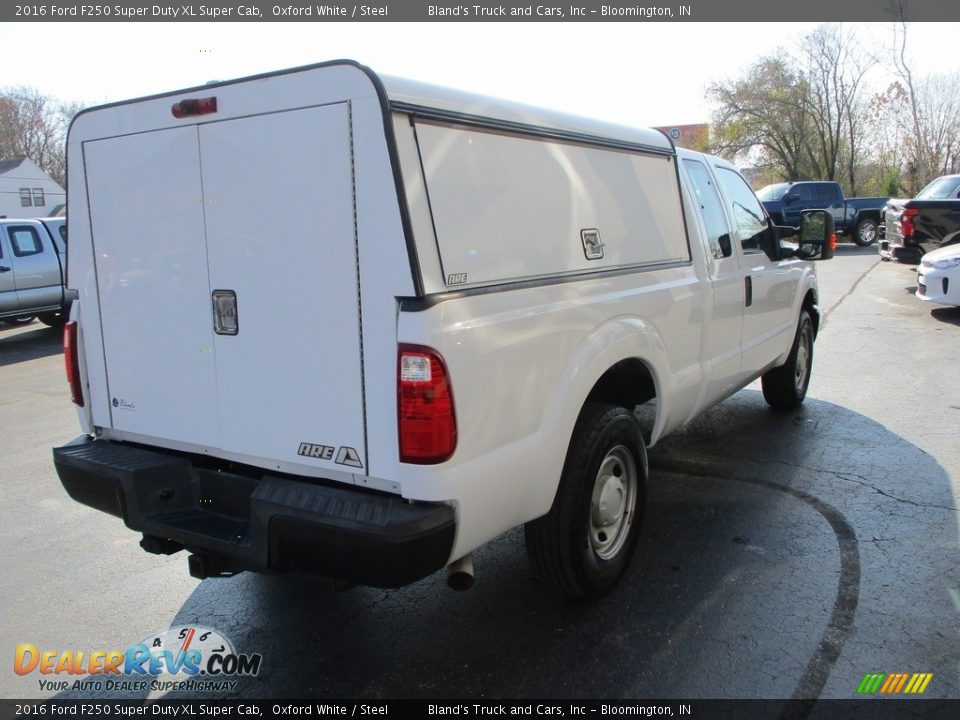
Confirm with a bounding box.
[745,276,753,307]
[0,266,10,273]
[212,290,238,335]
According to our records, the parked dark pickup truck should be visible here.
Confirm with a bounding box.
[757,181,888,246]
[880,175,960,262]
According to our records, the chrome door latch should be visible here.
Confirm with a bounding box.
[212,290,238,335]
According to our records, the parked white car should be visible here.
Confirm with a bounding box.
[917,245,960,307]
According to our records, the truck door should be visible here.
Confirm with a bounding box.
[82,104,366,473]
[783,184,814,226]
[682,159,743,405]
[4,223,62,311]
[198,104,366,468]
[84,127,222,447]
[816,183,846,229]
[713,167,801,379]
[0,229,18,315]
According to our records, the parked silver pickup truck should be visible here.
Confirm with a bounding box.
[0,218,69,327]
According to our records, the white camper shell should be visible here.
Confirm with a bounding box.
[55,61,833,596]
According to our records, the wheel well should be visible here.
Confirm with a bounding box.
[803,290,820,337]
[585,360,658,444]
[586,359,656,409]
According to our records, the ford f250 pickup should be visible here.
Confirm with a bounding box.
[53,60,835,598]
[757,180,887,247]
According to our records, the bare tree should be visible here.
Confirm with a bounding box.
[708,56,812,181]
[798,25,877,194]
[888,7,960,190]
[0,86,82,187]
[708,24,875,191]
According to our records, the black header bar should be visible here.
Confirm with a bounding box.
[5,0,960,22]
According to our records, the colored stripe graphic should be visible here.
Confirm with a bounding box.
[857,672,932,695]
[857,673,884,694]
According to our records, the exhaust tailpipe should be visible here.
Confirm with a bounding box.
[446,553,475,591]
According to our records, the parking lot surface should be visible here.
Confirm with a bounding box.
[1,245,958,701]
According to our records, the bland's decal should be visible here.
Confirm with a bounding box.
[298,442,364,469]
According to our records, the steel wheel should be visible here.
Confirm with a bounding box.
[793,321,812,394]
[589,445,638,561]
[762,309,815,410]
[525,403,647,597]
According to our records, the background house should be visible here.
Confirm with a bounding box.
[0,157,65,218]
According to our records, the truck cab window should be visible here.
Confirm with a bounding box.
[8,227,43,257]
[683,159,732,258]
[816,183,841,202]
[789,184,813,203]
[716,167,774,258]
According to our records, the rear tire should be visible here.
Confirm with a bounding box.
[525,403,647,598]
[854,218,878,246]
[762,309,814,410]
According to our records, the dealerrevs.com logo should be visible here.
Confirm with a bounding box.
[14,626,262,693]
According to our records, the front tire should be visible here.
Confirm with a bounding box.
[3,315,35,326]
[38,311,67,328]
[762,309,814,410]
[525,403,647,598]
[854,218,878,246]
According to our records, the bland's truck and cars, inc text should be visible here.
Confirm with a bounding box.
[53,60,835,598]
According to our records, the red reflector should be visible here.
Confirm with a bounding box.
[901,207,919,239]
[64,321,84,407]
[171,96,218,119]
[398,345,456,464]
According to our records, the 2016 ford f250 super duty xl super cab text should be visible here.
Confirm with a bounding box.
[53,61,835,598]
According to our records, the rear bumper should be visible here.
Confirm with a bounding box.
[879,239,923,263]
[53,436,456,588]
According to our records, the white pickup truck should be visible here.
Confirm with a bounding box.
[54,61,835,597]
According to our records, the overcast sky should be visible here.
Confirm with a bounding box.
[1,21,958,127]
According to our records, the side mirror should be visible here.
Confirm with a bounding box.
[796,210,836,260]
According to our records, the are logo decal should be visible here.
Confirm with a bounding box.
[298,442,363,469]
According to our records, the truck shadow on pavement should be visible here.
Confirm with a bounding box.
[53,393,958,703]
[0,323,61,368]
[930,307,960,326]
[833,244,879,257]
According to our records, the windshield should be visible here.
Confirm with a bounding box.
[755,183,789,201]
[916,176,960,200]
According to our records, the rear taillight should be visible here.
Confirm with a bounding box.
[64,321,83,407]
[901,207,919,239]
[398,345,456,464]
